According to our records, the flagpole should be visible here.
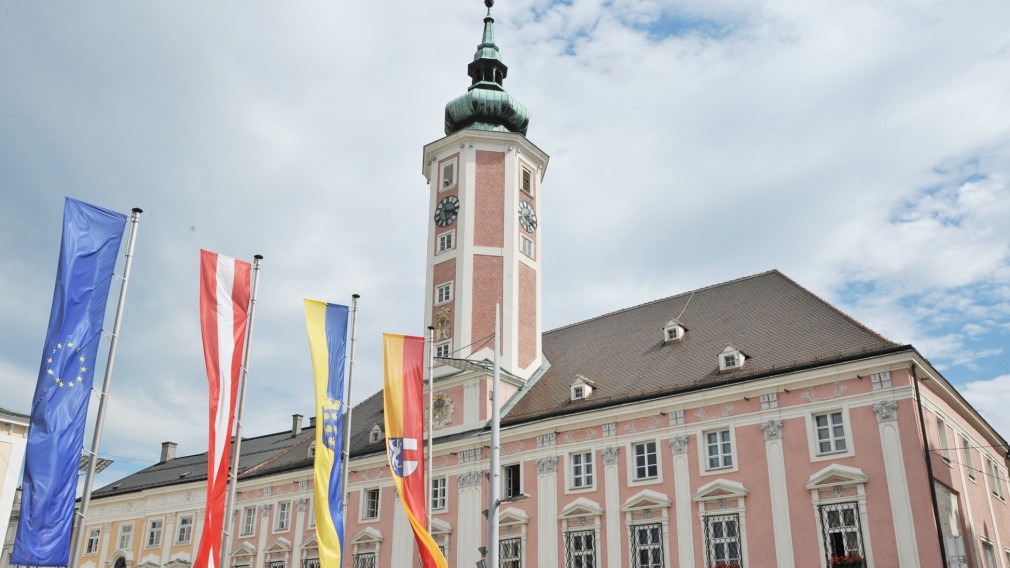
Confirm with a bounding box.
[426,325,435,533]
[340,294,360,529]
[219,254,263,568]
[69,207,142,568]
[486,304,501,568]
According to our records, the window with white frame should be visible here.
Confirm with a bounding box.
[988,458,1006,499]
[117,523,133,550]
[353,552,377,568]
[814,412,848,455]
[435,282,453,304]
[146,518,163,548]
[704,514,742,567]
[85,528,100,555]
[435,341,451,359]
[363,488,381,520]
[369,424,384,444]
[870,371,892,390]
[603,423,617,438]
[241,506,256,536]
[431,477,447,511]
[441,161,456,188]
[962,437,976,480]
[501,537,522,568]
[437,230,455,253]
[520,166,533,196]
[176,515,194,544]
[982,541,998,568]
[504,463,522,499]
[275,501,292,531]
[520,235,535,259]
[302,559,320,568]
[630,523,664,568]
[565,529,596,568]
[570,451,594,489]
[705,430,733,470]
[936,417,951,463]
[633,441,658,480]
[819,501,865,564]
[267,561,286,568]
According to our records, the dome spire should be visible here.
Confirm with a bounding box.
[444,0,531,136]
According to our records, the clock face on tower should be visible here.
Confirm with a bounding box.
[518,201,537,233]
[435,196,460,227]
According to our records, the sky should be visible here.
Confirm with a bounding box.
[1,0,1009,489]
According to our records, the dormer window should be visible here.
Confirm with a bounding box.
[571,375,595,401]
[719,345,745,371]
[369,424,384,444]
[663,320,685,343]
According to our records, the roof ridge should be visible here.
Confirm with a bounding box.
[774,271,897,344]
[543,270,780,335]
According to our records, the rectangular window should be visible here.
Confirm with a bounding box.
[437,231,454,253]
[520,235,535,259]
[267,561,286,568]
[630,523,664,568]
[435,341,451,359]
[85,528,101,555]
[432,477,447,511]
[353,553,377,568]
[989,459,1006,499]
[704,514,741,567]
[603,423,617,437]
[633,441,658,480]
[815,412,848,455]
[963,437,976,480]
[117,524,133,550]
[759,393,778,410]
[302,560,320,568]
[819,502,865,564]
[442,162,455,188]
[146,519,163,548]
[501,537,522,568]
[436,282,453,304]
[571,452,594,489]
[241,506,256,536]
[363,488,381,520]
[275,501,292,531]
[706,430,733,470]
[870,371,892,390]
[565,530,596,568]
[176,515,194,545]
[722,354,738,368]
[982,541,998,568]
[521,167,533,196]
[504,463,522,498]
[936,417,951,463]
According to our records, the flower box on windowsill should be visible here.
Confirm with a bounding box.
[829,554,865,567]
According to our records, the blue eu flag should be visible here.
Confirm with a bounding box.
[11,198,127,567]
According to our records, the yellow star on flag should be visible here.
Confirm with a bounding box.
[47,369,53,375]
[79,355,85,362]
[77,376,83,382]
[327,436,336,447]
[47,357,52,363]
[80,366,87,372]
[57,343,62,349]
[68,382,74,388]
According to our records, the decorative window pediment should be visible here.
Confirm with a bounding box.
[621,489,672,512]
[231,543,257,557]
[718,345,745,371]
[559,497,603,519]
[663,320,686,342]
[369,424,384,444]
[805,464,867,491]
[500,506,530,525]
[351,527,384,545]
[430,518,453,535]
[164,559,192,568]
[300,535,318,550]
[137,560,160,568]
[571,375,595,401]
[265,538,292,553]
[692,479,748,502]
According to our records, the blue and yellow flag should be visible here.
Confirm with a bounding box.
[12,198,127,566]
[304,300,350,568]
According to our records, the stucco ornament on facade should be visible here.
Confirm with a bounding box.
[669,435,689,455]
[760,419,784,440]
[695,403,735,421]
[602,446,620,465]
[562,427,597,445]
[536,456,558,474]
[624,415,663,433]
[800,381,847,402]
[458,470,483,488]
[873,400,899,422]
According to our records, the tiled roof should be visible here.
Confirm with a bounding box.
[503,270,901,425]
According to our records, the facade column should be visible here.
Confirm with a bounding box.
[536,456,559,567]
[601,447,621,568]
[670,435,695,568]
[760,420,795,568]
[256,504,271,568]
[873,400,920,566]
[293,498,307,568]
[99,522,113,566]
[160,512,175,565]
[456,470,483,568]
[193,509,205,562]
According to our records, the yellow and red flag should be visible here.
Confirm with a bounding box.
[382,334,448,568]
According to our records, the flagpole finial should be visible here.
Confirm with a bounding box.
[132,207,143,214]
[353,293,361,299]
[254,254,264,260]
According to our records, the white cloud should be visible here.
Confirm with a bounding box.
[962,375,1010,442]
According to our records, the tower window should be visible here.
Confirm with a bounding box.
[441,161,456,189]
[437,230,455,254]
[436,282,453,305]
[435,341,451,359]
[521,166,533,196]
[520,235,535,259]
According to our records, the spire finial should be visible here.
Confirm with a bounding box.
[485,0,494,16]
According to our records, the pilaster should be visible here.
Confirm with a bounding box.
[874,400,920,566]
[670,435,694,567]
[536,456,559,567]
[761,420,795,568]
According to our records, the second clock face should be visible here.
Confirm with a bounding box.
[435,195,460,227]
[519,201,538,233]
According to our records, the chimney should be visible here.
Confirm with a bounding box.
[309,415,316,428]
[161,441,177,463]
[292,414,304,437]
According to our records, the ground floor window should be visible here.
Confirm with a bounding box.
[500,537,522,568]
[704,514,742,568]
[630,523,664,568]
[353,552,377,568]
[301,559,319,568]
[565,529,596,568]
[819,501,865,566]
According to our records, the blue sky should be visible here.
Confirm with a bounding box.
[1,0,1009,488]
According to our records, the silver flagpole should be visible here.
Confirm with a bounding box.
[69,207,142,568]
[219,254,263,568]
[487,304,501,568]
[339,294,360,535]
[426,325,435,532]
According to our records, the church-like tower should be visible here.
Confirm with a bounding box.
[422,0,549,383]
